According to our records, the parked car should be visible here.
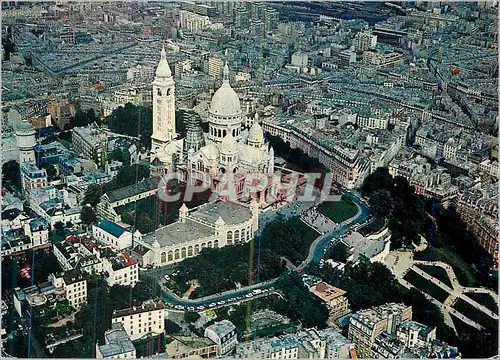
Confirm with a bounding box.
[196,306,205,310]
[209,303,216,308]
[187,306,195,311]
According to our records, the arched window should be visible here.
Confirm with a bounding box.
[223,129,227,137]
[234,230,240,243]
[188,246,193,257]
[174,249,180,260]
[168,251,173,262]
[218,129,221,137]
[227,231,233,242]
[214,240,219,248]
[161,252,166,263]
[181,247,186,258]
[201,243,206,249]
[241,229,245,242]
[194,244,200,255]
[232,129,236,137]
[247,227,250,241]
[207,241,213,248]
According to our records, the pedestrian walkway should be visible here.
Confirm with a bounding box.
[385,251,499,333]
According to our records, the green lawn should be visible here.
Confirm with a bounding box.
[317,196,358,224]
[414,247,478,287]
[415,264,453,288]
[464,292,498,313]
[403,269,450,303]
[358,218,386,236]
[453,299,497,329]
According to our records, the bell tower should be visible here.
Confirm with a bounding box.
[151,46,176,155]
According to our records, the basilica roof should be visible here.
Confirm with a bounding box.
[190,201,253,225]
[209,63,241,117]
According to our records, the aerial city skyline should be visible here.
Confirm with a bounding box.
[0,1,498,359]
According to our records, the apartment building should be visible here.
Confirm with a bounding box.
[72,124,108,168]
[204,320,238,355]
[20,164,48,192]
[235,334,300,359]
[261,120,370,189]
[49,270,88,310]
[48,98,76,130]
[1,217,50,256]
[53,237,139,287]
[205,57,222,78]
[96,177,159,222]
[92,219,135,251]
[235,328,352,359]
[355,31,377,53]
[308,281,349,320]
[348,303,412,358]
[96,323,136,359]
[166,335,218,359]
[362,51,404,69]
[111,300,165,341]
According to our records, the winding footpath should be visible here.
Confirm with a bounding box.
[160,190,370,308]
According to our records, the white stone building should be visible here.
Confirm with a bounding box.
[111,300,165,341]
[149,48,275,202]
[132,200,259,268]
[92,219,138,251]
[204,320,238,355]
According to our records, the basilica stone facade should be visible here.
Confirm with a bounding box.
[150,48,275,202]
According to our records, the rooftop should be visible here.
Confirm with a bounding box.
[112,300,164,318]
[98,323,136,358]
[205,320,236,338]
[106,177,159,203]
[96,219,129,238]
[190,201,253,225]
[142,218,214,247]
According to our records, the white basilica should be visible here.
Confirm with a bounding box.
[150,47,275,202]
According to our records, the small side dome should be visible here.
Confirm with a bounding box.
[248,121,264,145]
[220,132,238,154]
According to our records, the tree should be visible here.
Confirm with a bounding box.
[70,108,98,128]
[54,221,64,234]
[83,184,103,207]
[361,167,394,196]
[325,242,349,262]
[107,103,153,149]
[41,163,57,178]
[2,160,21,190]
[369,189,394,219]
[80,206,97,227]
[184,311,201,324]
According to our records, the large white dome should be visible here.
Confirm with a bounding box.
[209,64,241,117]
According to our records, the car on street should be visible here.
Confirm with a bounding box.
[196,306,205,310]
[245,293,253,298]
[174,305,184,310]
[209,303,216,308]
[228,297,235,302]
[217,300,225,305]
[187,306,195,311]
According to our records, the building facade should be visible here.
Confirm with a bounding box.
[111,300,165,341]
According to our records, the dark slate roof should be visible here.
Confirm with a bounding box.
[106,177,159,203]
[96,219,128,238]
